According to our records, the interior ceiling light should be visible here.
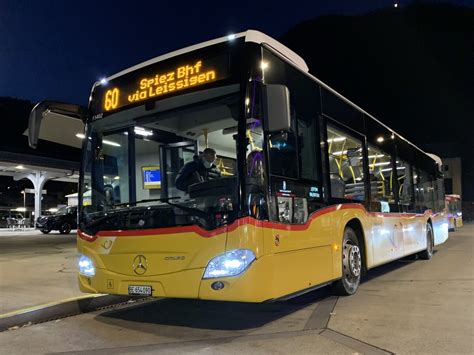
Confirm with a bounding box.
[372,161,391,167]
[134,127,153,137]
[76,133,120,147]
[327,137,346,143]
[103,140,121,147]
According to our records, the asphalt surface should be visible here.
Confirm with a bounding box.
[0,230,80,314]
[0,225,472,354]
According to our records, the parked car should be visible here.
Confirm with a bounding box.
[36,206,77,234]
[0,212,24,228]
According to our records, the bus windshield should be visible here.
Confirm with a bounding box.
[80,88,242,233]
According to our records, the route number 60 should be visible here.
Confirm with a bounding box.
[104,88,120,111]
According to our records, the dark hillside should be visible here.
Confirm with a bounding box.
[280,3,474,200]
[280,4,473,142]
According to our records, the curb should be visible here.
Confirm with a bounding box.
[0,294,142,331]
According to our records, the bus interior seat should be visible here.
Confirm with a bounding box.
[328,155,345,198]
[330,173,345,198]
[328,155,339,174]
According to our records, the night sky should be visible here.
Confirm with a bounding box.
[1,0,472,105]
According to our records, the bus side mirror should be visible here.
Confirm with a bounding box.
[28,101,86,149]
[262,84,291,133]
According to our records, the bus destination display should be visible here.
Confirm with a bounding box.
[98,55,228,113]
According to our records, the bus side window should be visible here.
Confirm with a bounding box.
[415,169,435,213]
[277,196,293,223]
[276,195,308,224]
[327,125,365,202]
[396,159,415,213]
[435,177,445,213]
[368,145,395,212]
[268,131,298,178]
[263,47,323,224]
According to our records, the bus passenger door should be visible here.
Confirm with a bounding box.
[160,141,197,198]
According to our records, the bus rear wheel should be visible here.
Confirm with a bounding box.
[332,226,362,296]
[418,223,434,260]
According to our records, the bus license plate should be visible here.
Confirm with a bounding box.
[128,285,152,296]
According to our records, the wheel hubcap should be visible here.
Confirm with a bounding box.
[343,243,361,281]
[349,245,361,277]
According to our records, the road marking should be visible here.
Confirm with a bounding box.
[0,295,146,332]
[304,295,338,330]
[321,328,394,355]
[46,329,342,354]
[0,295,104,319]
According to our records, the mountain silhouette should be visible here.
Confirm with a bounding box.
[280,3,473,202]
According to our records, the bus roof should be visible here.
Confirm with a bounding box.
[99,30,308,84]
[94,29,436,169]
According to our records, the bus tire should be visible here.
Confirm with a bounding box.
[418,223,434,260]
[332,226,362,296]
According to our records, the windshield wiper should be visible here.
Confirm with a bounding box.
[81,197,182,232]
[113,197,181,208]
[113,197,211,221]
[81,209,128,232]
[165,200,211,221]
[83,197,212,233]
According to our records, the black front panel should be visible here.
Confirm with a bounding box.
[89,39,244,119]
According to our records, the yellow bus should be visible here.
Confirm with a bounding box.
[446,194,463,231]
[29,30,449,302]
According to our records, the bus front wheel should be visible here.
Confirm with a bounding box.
[332,226,361,296]
[418,223,434,260]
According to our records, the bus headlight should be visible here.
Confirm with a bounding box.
[203,249,256,279]
[78,255,95,277]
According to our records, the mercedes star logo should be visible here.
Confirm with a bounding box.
[132,255,148,275]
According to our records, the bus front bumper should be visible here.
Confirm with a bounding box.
[78,256,274,303]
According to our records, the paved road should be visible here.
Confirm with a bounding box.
[0,231,80,314]
[0,225,472,354]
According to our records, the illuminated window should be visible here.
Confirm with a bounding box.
[397,159,414,212]
[327,126,365,201]
[368,145,395,208]
[414,169,435,213]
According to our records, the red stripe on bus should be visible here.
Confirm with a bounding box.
[77,204,359,240]
[77,203,433,242]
